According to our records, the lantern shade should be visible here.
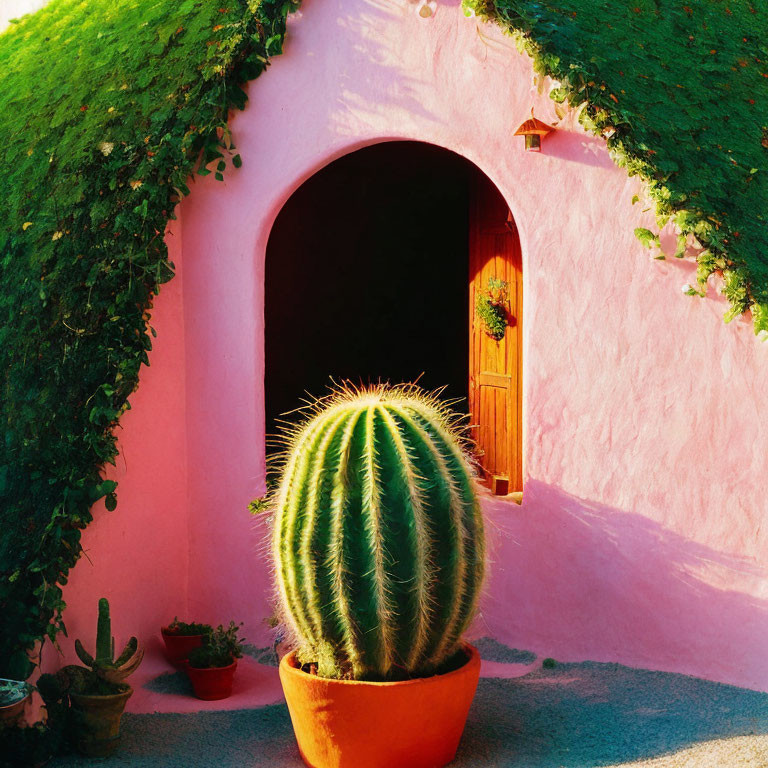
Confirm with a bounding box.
[515,110,554,151]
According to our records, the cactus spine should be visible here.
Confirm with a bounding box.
[272,385,485,681]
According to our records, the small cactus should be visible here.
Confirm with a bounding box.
[272,384,485,681]
[75,598,143,685]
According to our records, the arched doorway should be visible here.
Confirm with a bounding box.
[265,141,522,494]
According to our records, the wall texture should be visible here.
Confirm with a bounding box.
[59,0,768,694]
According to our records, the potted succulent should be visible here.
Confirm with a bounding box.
[160,618,213,666]
[272,384,485,768]
[184,622,244,700]
[62,597,144,758]
[475,276,509,341]
[0,678,30,726]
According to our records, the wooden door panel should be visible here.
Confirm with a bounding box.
[476,383,509,476]
[469,174,523,495]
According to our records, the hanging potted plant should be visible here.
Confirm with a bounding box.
[184,622,244,700]
[60,597,144,758]
[475,276,509,341]
[272,384,485,768]
[160,618,213,666]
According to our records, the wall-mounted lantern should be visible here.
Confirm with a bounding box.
[415,0,437,18]
[514,109,554,152]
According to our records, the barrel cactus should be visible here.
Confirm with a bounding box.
[272,385,485,681]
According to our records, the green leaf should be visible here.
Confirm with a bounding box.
[634,228,659,249]
[673,234,687,259]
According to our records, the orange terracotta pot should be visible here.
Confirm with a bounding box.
[279,643,480,768]
[69,687,132,758]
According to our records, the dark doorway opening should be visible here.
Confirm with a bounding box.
[265,141,474,440]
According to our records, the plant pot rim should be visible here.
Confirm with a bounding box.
[185,660,238,673]
[0,691,30,709]
[279,641,480,689]
[70,686,132,703]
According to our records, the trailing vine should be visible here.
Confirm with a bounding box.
[0,0,299,679]
[466,0,768,333]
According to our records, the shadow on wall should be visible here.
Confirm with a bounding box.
[539,130,616,170]
[480,479,768,692]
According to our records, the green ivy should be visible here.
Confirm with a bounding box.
[0,0,298,680]
[466,0,768,332]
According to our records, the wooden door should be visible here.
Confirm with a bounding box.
[469,174,523,495]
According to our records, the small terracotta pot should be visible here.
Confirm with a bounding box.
[185,660,237,700]
[161,627,205,666]
[0,691,29,727]
[69,687,132,758]
[279,643,480,768]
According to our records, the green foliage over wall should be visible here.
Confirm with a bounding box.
[0,0,297,679]
[467,0,768,332]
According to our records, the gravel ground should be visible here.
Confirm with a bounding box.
[617,735,768,767]
[51,652,768,767]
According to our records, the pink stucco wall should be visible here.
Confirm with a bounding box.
[59,0,768,693]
